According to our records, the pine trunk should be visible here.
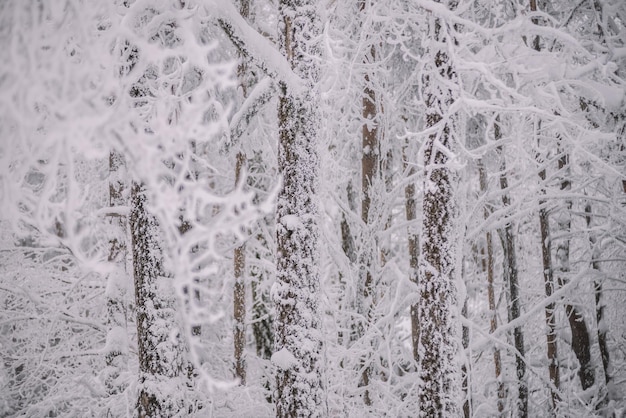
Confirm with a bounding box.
[416,10,460,416]
[538,170,560,409]
[403,144,420,365]
[359,37,378,406]
[556,153,595,391]
[496,121,527,417]
[478,160,505,414]
[273,1,325,416]
[131,182,186,418]
[233,0,250,385]
[103,150,129,396]
[234,152,247,385]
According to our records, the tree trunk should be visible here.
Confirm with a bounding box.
[273,1,324,416]
[103,150,129,396]
[586,204,611,391]
[403,144,420,365]
[556,153,595,391]
[233,0,250,386]
[131,182,186,418]
[477,160,505,414]
[538,164,560,410]
[496,120,527,417]
[234,152,247,385]
[359,32,378,408]
[416,9,460,416]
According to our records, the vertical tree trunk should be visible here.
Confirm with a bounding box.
[103,150,129,396]
[358,6,378,402]
[586,204,611,390]
[273,1,324,416]
[233,0,250,386]
[131,182,186,418]
[556,153,595,391]
[234,152,247,385]
[538,163,560,410]
[496,120,527,417]
[477,160,505,414]
[403,144,420,365]
[416,9,460,416]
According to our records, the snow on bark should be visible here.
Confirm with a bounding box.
[130,182,187,418]
[416,8,461,417]
[273,1,325,417]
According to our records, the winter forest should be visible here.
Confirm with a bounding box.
[1,0,625,417]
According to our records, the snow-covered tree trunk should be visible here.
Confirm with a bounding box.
[538,161,560,410]
[403,143,420,365]
[103,150,129,396]
[272,1,325,416]
[555,153,595,392]
[358,34,378,408]
[416,7,460,416]
[234,152,247,385]
[233,0,251,386]
[496,120,527,417]
[477,160,505,414]
[130,182,186,418]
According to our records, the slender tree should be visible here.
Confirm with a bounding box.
[358,1,379,405]
[233,0,251,386]
[477,158,505,414]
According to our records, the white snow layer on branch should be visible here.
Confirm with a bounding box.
[202,0,305,94]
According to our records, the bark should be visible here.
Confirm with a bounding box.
[103,150,129,396]
[586,204,611,390]
[416,10,460,416]
[496,120,527,417]
[358,24,378,407]
[538,165,560,409]
[250,240,274,360]
[131,182,186,418]
[403,144,420,365]
[273,1,324,416]
[556,153,595,391]
[477,160,505,414]
[233,0,250,386]
[234,152,247,385]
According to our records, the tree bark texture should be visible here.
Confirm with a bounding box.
[416,10,460,416]
[538,165,560,410]
[358,20,378,405]
[496,121,528,418]
[233,0,251,385]
[586,204,611,389]
[273,1,325,416]
[234,153,247,385]
[131,182,185,418]
[103,150,129,396]
[478,160,505,414]
[556,153,595,391]
[403,144,420,365]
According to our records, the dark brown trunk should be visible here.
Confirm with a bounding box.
[416,11,459,415]
[556,153,595,391]
[131,182,185,418]
[478,160,505,414]
[496,120,527,418]
[538,166,560,409]
[403,144,420,365]
[234,152,247,385]
[358,1,378,402]
[233,0,250,385]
